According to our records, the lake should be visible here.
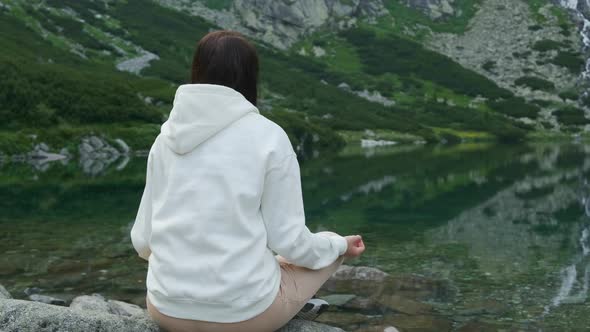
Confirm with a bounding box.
[1,143,589,331]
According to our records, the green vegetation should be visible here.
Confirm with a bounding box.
[558,91,579,101]
[532,39,565,52]
[515,76,555,91]
[553,106,590,126]
[0,61,163,128]
[202,0,233,10]
[342,29,512,99]
[1,0,577,155]
[381,0,482,35]
[264,110,346,158]
[487,97,541,118]
[551,51,585,73]
[482,60,496,72]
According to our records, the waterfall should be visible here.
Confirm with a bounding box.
[557,0,590,81]
[543,178,590,316]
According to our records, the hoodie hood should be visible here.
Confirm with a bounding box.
[161,84,259,154]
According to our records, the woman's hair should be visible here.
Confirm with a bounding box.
[191,30,259,105]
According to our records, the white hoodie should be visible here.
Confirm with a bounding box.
[130,84,347,323]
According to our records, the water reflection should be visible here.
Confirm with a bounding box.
[545,179,590,316]
[1,143,590,330]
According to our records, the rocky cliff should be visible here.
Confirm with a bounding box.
[156,0,388,49]
[155,0,590,130]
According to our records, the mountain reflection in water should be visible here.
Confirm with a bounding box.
[1,143,589,331]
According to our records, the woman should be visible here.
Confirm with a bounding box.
[131,30,365,332]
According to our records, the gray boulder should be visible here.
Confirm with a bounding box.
[0,298,160,332]
[0,298,343,332]
[70,294,145,317]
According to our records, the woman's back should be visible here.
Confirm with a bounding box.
[135,84,294,322]
[132,31,364,331]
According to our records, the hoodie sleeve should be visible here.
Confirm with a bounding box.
[261,153,348,270]
[130,151,154,261]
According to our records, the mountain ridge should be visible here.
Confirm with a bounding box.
[0,0,589,157]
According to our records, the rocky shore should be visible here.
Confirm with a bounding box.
[0,135,140,176]
[0,285,343,332]
[0,262,542,331]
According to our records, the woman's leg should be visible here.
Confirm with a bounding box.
[147,255,344,332]
[146,231,345,332]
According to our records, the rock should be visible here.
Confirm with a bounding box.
[457,299,508,316]
[114,138,130,154]
[320,294,357,306]
[378,295,433,315]
[108,300,145,317]
[278,319,345,332]
[343,296,380,310]
[59,147,70,156]
[384,274,457,302]
[387,314,453,332]
[35,143,50,152]
[361,139,397,148]
[70,294,112,313]
[457,320,523,332]
[330,265,389,282]
[384,327,401,332]
[0,298,160,332]
[405,0,456,19]
[356,326,401,332]
[79,142,94,154]
[156,0,388,49]
[70,294,145,317]
[28,294,67,306]
[428,0,582,116]
[116,51,160,75]
[89,136,105,149]
[79,136,126,175]
[315,311,372,327]
[0,298,343,332]
[0,285,11,299]
[23,287,42,296]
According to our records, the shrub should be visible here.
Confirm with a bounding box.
[0,60,162,127]
[531,99,553,107]
[487,97,541,118]
[341,29,513,99]
[482,60,496,72]
[528,25,543,31]
[532,39,565,52]
[553,106,590,126]
[551,51,585,73]
[514,76,555,91]
[558,91,579,101]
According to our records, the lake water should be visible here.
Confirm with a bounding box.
[1,143,589,331]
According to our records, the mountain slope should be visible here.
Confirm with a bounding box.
[0,0,589,157]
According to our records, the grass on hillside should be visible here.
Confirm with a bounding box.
[381,0,482,36]
[0,0,550,156]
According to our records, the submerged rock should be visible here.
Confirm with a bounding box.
[0,297,344,332]
[28,294,67,306]
[330,265,389,282]
[320,294,357,306]
[0,285,11,299]
[378,295,433,315]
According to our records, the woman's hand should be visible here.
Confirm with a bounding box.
[344,235,365,258]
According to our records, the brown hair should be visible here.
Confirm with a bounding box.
[191,30,259,105]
